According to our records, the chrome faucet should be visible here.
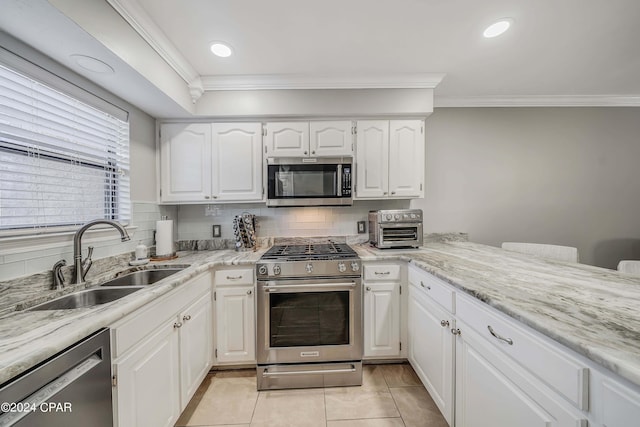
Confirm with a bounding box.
[73,219,131,284]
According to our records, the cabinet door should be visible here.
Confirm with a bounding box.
[160,123,212,202]
[364,282,400,358]
[455,320,571,427]
[179,292,212,408]
[408,285,454,425]
[602,379,640,427]
[264,122,309,157]
[310,121,353,157]
[215,287,255,363]
[211,123,263,201]
[389,120,424,198]
[116,320,181,427]
[355,120,389,198]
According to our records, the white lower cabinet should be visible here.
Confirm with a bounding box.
[364,282,400,357]
[213,268,256,364]
[407,267,454,425]
[363,263,404,359]
[115,318,181,427]
[111,272,212,427]
[454,317,586,427]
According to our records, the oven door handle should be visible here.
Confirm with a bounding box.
[262,282,357,292]
[262,365,357,377]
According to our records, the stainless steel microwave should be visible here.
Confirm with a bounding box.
[266,157,353,207]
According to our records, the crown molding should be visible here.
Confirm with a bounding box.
[200,73,446,91]
[106,0,199,85]
[435,95,640,107]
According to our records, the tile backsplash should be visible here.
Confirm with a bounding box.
[0,202,170,281]
[175,200,410,241]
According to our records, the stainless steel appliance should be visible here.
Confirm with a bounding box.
[0,328,112,427]
[266,157,352,207]
[369,209,423,248]
[256,242,362,390]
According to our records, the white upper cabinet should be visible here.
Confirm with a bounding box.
[266,121,353,157]
[389,120,425,198]
[355,120,389,198]
[264,122,309,157]
[310,121,354,157]
[159,123,263,203]
[355,119,424,199]
[211,123,263,202]
[160,123,212,202]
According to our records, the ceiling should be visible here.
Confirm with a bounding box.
[1,0,640,117]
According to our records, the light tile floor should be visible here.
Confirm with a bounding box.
[176,363,449,427]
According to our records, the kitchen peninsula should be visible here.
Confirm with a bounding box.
[1,240,639,426]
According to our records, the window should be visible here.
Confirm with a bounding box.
[0,63,130,234]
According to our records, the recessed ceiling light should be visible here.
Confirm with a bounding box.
[483,18,513,38]
[210,42,233,58]
[70,54,114,74]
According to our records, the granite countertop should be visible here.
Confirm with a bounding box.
[1,241,639,390]
[0,249,265,385]
[354,242,640,387]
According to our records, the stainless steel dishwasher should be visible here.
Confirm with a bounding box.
[0,328,113,427]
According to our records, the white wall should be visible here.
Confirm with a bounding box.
[413,107,640,268]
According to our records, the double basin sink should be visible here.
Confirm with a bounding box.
[27,267,186,311]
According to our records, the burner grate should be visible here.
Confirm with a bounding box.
[261,243,356,260]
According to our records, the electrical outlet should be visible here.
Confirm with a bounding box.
[357,221,366,234]
[212,224,221,238]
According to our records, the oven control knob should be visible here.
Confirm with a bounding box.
[338,262,346,273]
[273,264,281,275]
[306,263,313,274]
[385,214,393,221]
[258,265,268,275]
[350,262,360,272]
[394,214,401,220]
[410,214,416,219]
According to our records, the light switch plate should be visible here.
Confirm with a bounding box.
[357,221,366,234]
[212,224,221,237]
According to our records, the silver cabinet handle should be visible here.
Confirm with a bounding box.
[420,281,431,290]
[227,275,243,280]
[451,328,461,336]
[183,315,191,321]
[487,325,513,345]
[440,320,450,327]
[173,322,182,329]
[247,290,252,295]
[366,286,371,291]
[391,191,396,195]
[374,271,390,275]
[204,196,210,199]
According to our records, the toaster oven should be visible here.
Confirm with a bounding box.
[368,209,423,248]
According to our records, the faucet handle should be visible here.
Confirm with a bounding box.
[52,259,66,290]
[81,247,94,281]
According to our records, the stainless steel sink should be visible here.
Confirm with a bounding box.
[28,287,143,311]
[99,268,185,287]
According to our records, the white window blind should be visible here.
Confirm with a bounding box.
[0,63,130,233]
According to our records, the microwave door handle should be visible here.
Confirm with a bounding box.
[337,164,342,196]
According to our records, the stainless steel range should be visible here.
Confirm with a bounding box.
[256,242,363,390]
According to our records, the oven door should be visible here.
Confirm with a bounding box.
[378,222,423,248]
[256,277,363,365]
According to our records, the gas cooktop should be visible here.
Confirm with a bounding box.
[260,243,357,261]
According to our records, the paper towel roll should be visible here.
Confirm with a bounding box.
[156,219,174,256]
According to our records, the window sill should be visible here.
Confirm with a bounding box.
[0,225,139,256]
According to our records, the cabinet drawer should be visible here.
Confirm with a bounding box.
[111,272,211,358]
[456,293,589,410]
[214,268,254,286]
[408,265,455,313]
[364,264,401,281]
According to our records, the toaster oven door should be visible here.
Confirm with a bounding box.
[379,223,423,247]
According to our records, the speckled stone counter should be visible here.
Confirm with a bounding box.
[2,241,640,390]
[354,241,640,387]
[0,249,264,385]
